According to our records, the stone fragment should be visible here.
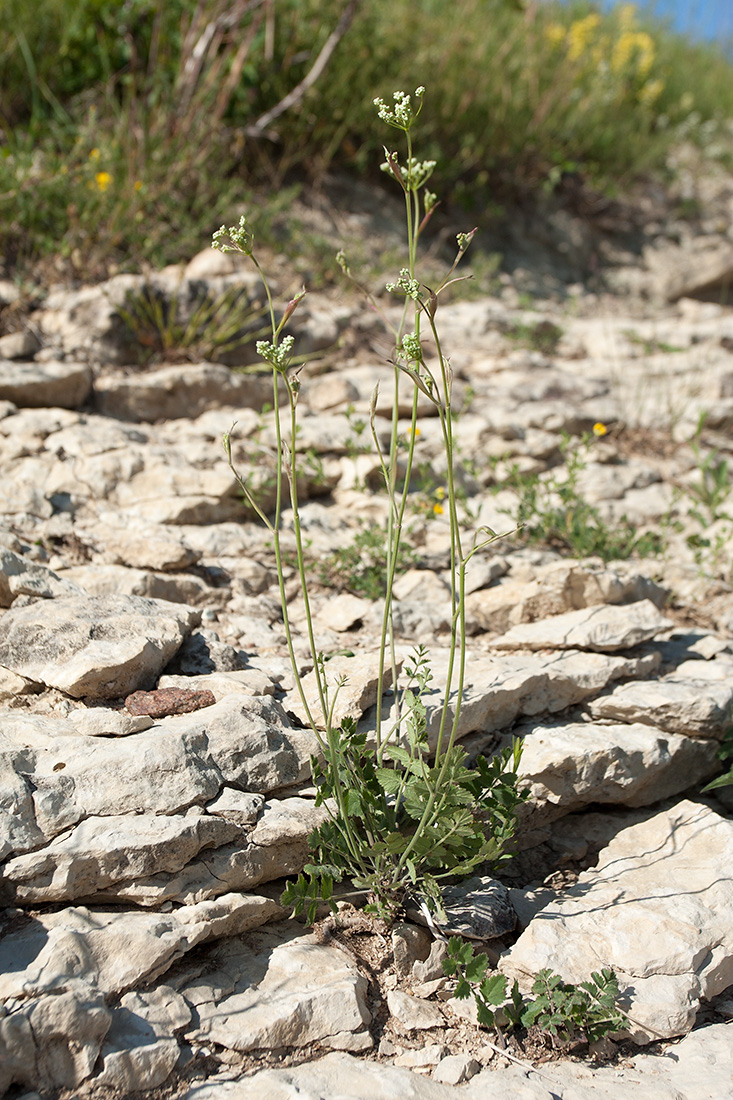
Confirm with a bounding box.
[394,1044,449,1067]
[439,876,516,940]
[125,687,216,717]
[315,592,373,631]
[61,562,218,607]
[516,719,719,825]
[157,669,275,699]
[0,360,92,408]
[1,808,242,903]
[0,546,84,607]
[433,1054,481,1084]
[392,922,432,977]
[205,787,264,825]
[288,650,403,729]
[387,989,445,1032]
[94,362,276,422]
[467,562,667,635]
[28,986,111,1091]
[589,676,733,739]
[182,924,370,1052]
[0,594,200,699]
[502,801,733,1042]
[181,1051,557,1100]
[163,629,246,675]
[94,986,190,1092]
[492,599,673,652]
[0,331,39,359]
[0,894,281,1002]
[102,529,200,571]
[93,796,326,905]
[67,707,154,737]
[412,940,449,985]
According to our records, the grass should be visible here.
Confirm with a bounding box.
[1,0,733,279]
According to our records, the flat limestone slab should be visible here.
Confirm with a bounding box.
[0,594,200,698]
[502,800,733,1043]
[491,600,673,653]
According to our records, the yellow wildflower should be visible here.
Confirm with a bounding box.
[639,77,664,105]
[433,486,446,501]
[94,171,113,192]
[544,23,566,47]
[612,30,655,77]
[134,179,143,192]
[89,147,100,160]
[619,3,637,33]
[593,422,608,436]
[567,14,600,61]
[433,502,444,516]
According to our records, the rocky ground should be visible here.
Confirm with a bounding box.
[1,193,733,1100]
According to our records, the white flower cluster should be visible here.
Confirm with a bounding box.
[380,154,436,191]
[212,215,254,256]
[373,87,425,130]
[256,334,294,370]
[385,269,421,300]
[401,333,423,361]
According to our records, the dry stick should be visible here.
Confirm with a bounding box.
[247,0,361,135]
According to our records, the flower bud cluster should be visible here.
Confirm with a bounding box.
[212,215,254,256]
[386,269,421,300]
[381,154,436,191]
[256,335,294,370]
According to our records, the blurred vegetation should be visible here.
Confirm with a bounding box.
[1,0,732,278]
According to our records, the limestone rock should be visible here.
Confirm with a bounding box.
[95,796,327,906]
[492,600,673,652]
[502,801,733,1042]
[467,561,667,634]
[287,650,403,729]
[387,989,445,1032]
[0,594,200,698]
[516,719,719,824]
[94,986,190,1092]
[0,893,281,1001]
[1,808,243,903]
[0,359,92,409]
[0,546,85,606]
[181,924,371,1053]
[93,363,276,422]
[439,876,516,940]
[589,676,733,739]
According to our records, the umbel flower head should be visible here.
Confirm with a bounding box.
[373,87,425,131]
[256,335,294,371]
[212,215,254,256]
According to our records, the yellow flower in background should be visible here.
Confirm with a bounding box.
[94,171,113,192]
[544,23,566,47]
[134,179,143,192]
[612,30,655,76]
[433,502,444,515]
[567,13,600,61]
[619,3,638,33]
[639,78,665,105]
[89,147,100,161]
[593,422,608,436]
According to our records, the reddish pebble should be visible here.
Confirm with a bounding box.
[125,687,216,717]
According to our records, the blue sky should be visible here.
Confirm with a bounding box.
[600,0,733,44]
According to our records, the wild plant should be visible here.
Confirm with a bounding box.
[213,87,526,922]
[443,937,625,1044]
[499,427,663,562]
